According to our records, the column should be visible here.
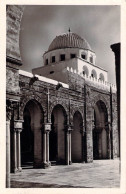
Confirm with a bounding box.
[13,129,18,173]
[81,128,86,163]
[108,124,112,159]
[6,120,10,188]
[69,131,72,164]
[66,131,69,165]
[46,131,51,166]
[14,120,23,173]
[17,129,22,171]
[43,131,46,164]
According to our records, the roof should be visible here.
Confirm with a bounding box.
[48,32,92,51]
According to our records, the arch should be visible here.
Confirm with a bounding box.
[71,111,83,162]
[19,94,46,120]
[81,51,87,60]
[50,100,68,121]
[99,73,105,82]
[90,55,93,63]
[50,104,68,164]
[91,69,97,79]
[93,100,109,159]
[83,65,89,76]
[21,99,44,168]
[91,94,110,118]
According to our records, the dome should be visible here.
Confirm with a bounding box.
[48,32,92,51]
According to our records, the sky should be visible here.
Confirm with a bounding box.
[20,5,120,84]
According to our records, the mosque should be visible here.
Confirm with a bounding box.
[6,5,119,174]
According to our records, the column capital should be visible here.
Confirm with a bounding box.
[65,125,73,132]
[44,122,52,133]
[14,120,24,130]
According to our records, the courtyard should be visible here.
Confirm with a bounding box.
[10,159,120,188]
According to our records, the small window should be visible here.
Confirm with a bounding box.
[71,54,76,59]
[90,56,93,63]
[81,54,86,60]
[46,59,48,65]
[52,56,55,63]
[50,71,54,74]
[60,54,65,61]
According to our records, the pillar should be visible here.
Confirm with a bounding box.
[69,131,72,164]
[81,127,86,163]
[107,123,112,159]
[69,126,73,165]
[6,120,10,188]
[17,129,22,171]
[42,123,51,168]
[13,129,18,173]
[66,130,69,165]
[43,131,46,164]
[14,120,23,173]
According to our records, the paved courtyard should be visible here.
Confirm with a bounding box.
[10,159,120,188]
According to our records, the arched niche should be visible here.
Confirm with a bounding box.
[50,104,67,164]
[83,65,89,76]
[93,100,109,159]
[99,73,105,82]
[21,99,44,168]
[91,69,97,79]
[71,111,83,162]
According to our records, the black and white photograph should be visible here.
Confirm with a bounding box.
[0,0,126,193]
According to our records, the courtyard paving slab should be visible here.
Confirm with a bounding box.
[10,159,120,188]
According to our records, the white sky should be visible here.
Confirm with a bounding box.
[20,5,120,84]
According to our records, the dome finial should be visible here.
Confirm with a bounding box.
[68,27,71,33]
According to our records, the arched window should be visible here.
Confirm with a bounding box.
[81,52,87,60]
[52,56,55,63]
[45,59,48,65]
[90,55,93,63]
[99,73,105,81]
[91,69,97,79]
[83,65,89,76]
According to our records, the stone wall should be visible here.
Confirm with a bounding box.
[6,5,25,61]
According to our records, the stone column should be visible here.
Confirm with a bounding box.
[43,131,46,164]
[107,123,112,159]
[14,120,23,172]
[42,123,51,168]
[13,129,18,173]
[17,129,22,171]
[81,126,86,163]
[69,131,72,164]
[46,131,51,166]
[66,130,69,165]
[6,120,10,188]
[68,126,73,165]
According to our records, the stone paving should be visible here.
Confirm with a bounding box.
[10,159,120,188]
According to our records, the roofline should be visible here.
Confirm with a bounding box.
[43,47,95,56]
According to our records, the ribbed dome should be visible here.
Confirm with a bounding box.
[48,32,91,51]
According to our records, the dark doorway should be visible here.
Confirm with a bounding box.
[49,114,57,161]
[21,107,34,166]
[21,100,43,168]
[93,100,108,159]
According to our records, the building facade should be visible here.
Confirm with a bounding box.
[6,5,119,174]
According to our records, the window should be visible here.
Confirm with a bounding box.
[91,69,97,79]
[52,56,55,63]
[71,54,76,59]
[99,73,105,81]
[81,54,86,60]
[90,56,93,63]
[46,59,48,65]
[60,54,65,61]
[83,65,89,76]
